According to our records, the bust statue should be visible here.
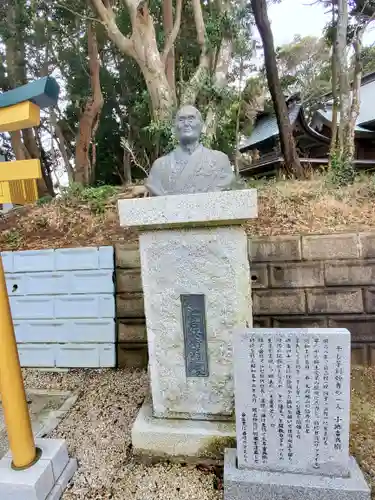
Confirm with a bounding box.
[145,105,236,196]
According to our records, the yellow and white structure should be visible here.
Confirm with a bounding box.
[0,78,77,499]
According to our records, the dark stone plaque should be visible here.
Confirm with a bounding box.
[180,294,209,378]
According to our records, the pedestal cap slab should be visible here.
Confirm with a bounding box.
[118,189,257,230]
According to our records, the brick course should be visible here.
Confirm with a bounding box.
[269,262,324,288]
[253,289,306,315]
[306,288,363,314]
[359,233,375,259]
[302,234,359,260]
[250,236,301,262]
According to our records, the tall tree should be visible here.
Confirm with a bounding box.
[90,0,251,145]
[90,0,182,122]
[250,0,304,178]
[75,22,104,185]
[2,0,54,196]
[275,35,331,108]
[322,0,375,182]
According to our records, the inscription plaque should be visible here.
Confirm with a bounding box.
[181,294,209,378]
[234,328,351,478]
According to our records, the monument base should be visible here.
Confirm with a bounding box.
[132,401,236,464]
[224,449,370,500]
[0,439,77,500]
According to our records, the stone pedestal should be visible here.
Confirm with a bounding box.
[118,189,257,461]
[224,328,371,500]
[0,439,76,500]
[225,448,370,500]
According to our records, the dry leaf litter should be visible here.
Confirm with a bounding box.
[2,175,375,252]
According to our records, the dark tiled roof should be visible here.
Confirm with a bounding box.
[239,104,301,151]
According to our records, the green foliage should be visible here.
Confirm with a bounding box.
[61,183,119,214]
[36,196,53,206]
[275,35,331,107]
[3,229,22,250]
[143,118,178,155]
[327,150,356,186]
[360,45,375,75]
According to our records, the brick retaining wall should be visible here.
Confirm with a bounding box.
[115,232,375,368]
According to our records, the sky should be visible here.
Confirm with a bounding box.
[268,0,375,46]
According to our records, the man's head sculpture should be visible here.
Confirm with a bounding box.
[174,105,203,146]
[145,104,236,197]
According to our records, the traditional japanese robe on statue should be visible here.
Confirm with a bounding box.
[146,144,235,196]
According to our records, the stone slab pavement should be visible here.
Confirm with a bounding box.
[0,389,78,458]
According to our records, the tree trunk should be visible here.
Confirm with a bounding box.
[50,109,75,183]
[122,148,132,185]
[163,0,176,95]
[75,22,104,185]
[132,4,176,120]
[10,131,28,161]
[330,4,339,156]
[203,37,233,145]
[234,57,245,178]
[180,58,210,105]
[347,28,364,161]
[250,0,304,179]
[180,0,211,105]
[35,131,55,196]
[5,1,52,197]
[92,0,224,121]
[23,128,53,196]
[91,0,175,122]
[337,0,350,156]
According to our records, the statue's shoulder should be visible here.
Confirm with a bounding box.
[203,147,230,163]
[151,153,172,170]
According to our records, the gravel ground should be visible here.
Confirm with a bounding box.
[21,366,375,500]
[22,368,223,500]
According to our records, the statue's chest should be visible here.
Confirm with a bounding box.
[168,155,189,183]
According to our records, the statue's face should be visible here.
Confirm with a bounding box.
[175,106,202,144]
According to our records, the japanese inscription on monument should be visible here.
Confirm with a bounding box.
[234,329,350,477]
[181,294,209,378]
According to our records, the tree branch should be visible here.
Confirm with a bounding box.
[162,0,183,65]
[56,3,102,23]
[91,0,135,57]
[191,0,206,48]
[181,0,210,104]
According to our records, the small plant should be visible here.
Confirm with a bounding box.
[34,216,49,229]
[60,183,119,214]
[3,229,22,249]
[80,185,119,214]
[60,182,85,201]
[36,195,53,206]
[327,150,355,187]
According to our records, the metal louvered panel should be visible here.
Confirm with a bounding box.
[0,181,11,204]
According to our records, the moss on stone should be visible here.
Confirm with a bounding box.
[199,435,237,458]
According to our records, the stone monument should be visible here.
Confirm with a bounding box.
[224,328,371,500]
[118,106,257,461]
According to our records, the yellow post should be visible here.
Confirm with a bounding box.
[0,256,37,469]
